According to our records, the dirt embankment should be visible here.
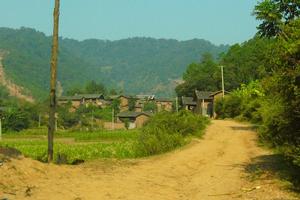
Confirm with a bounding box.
[0,120,299,200]
[0,51,34,102]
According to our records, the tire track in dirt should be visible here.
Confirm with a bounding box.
[1,120,298,200]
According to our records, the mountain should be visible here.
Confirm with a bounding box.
[0,27,229,100]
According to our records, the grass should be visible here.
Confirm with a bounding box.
[1,128,139,164]
[1,111,209,164]
[3,127,139,141]
[0,140,137,164]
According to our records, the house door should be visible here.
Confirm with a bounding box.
[207,102,213,117]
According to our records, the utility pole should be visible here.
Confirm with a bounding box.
[112,108,115,130]
[91,110,94,131]
[221,65,225,98]
[48,0,60,163]
[176,97,179,113]
[38,113,41,128]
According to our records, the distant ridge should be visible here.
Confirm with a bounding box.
[0,27,229,100]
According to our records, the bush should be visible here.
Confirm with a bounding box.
[215,95,242,119]
[136,111,209,156]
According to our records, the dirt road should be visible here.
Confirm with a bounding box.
[1,120,298,200]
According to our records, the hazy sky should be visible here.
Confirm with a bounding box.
[0,0,259,45]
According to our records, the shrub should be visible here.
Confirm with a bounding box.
[136,111,209,156]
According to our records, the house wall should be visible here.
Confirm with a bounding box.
[103,122,125,130]
[135,115,150,128]
[120,96,129,112]
[71,100,82,108]
[196,99,213,117]
[156,101,173,112]
[212,92,225,118]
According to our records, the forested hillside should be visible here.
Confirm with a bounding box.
[0,27,229,99]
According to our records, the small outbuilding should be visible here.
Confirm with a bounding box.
[194,90,229,117]
[117,111,152,129]
[181,97,197,111]
[155,98,173,112]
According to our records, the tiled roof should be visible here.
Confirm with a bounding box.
[58,94,104,101]
[181,97,196,106]
[155,98,173,102]
[195,90,213,100]
[117,111,152,118]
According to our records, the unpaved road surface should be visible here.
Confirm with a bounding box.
[1,120,298,200]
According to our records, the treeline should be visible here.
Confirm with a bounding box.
[175,0,300,167]
[0,27,229,99]
[175,37,271,97]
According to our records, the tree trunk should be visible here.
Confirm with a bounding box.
[48,0,60,163]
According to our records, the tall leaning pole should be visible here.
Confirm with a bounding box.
[48,0,60,162]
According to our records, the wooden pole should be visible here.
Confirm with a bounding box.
[176,97,179,113]
[38,113,41,128]
[91,110,94,131]
[48,0,60,163]
[112,108,115,130]
[221,66,225,98]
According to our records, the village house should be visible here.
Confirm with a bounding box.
[155,98,173,112]
[181,97,197,111]
[117,95,132,112]
[58,95,84,109]
[115,94,156,112]
[58,93,106,111]
[117,111,152,129]
[194,90,228,117]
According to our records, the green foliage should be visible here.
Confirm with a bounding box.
[57,103,79,128]
[0,140,136,164]
[254,0,300,37]
[143,101,157,112]
[176,38,273,97]
[85,80,106,94]
[128,98,136,111]
[215,96,242,119]
[217,19,300,166]
[123,119,130,130]
[2,108,30,132]
[0,85,9,99]
[215,81,264,122]
[176,53,221,97]
[0,100,42,132]
[111,99,120,114]
[0,27,229,99]
[220,37,274,90]
[136,111,209,156]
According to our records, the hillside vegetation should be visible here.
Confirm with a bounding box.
[0,27,228,100]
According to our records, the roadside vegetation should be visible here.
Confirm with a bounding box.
[212,1,300,169]
[0,111,209,164]
[175,0,300,185]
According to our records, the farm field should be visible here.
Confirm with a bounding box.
[0,128,140,163]
[0,120,299,200]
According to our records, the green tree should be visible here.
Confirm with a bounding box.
[176,53,221,97]
[128,98,137,111]
[143,101,157,112]
[85,80,106,94]
[254,0,300,37]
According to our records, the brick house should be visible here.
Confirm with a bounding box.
[58,94,106,111]
[194,90,228,117]
[117,111,152,129]
[181,97,197,111]
[155,98,173,112]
